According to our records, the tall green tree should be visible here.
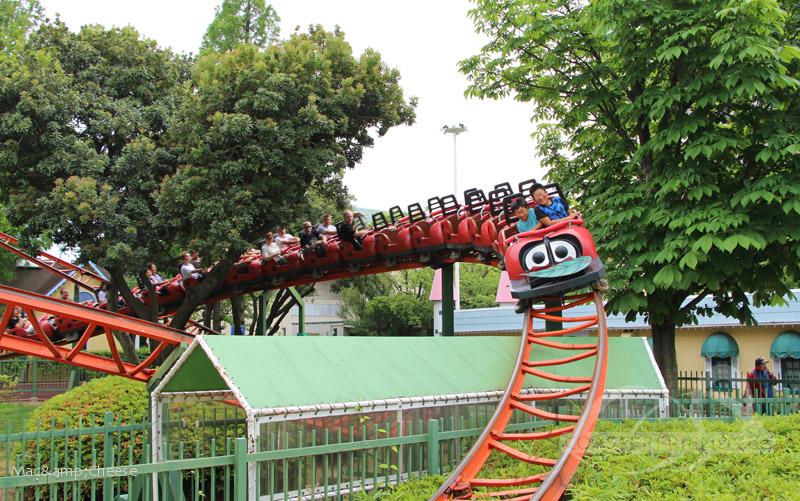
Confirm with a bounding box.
[0,0,43,59]
[459,263,500,309]
[0,22,192,361]
[200,0,280,53]
[337,268,434,336]
[0,21,415,351]
[462,0,800,390]
[153,26,416,329]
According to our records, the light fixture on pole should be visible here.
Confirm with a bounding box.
[442,123,467,310]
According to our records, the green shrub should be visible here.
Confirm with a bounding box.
[18,376,149,499]
[358,415,800,500]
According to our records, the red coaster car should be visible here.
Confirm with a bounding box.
[504,220,604,300]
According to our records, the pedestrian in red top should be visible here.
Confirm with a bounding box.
[746,357,777,414]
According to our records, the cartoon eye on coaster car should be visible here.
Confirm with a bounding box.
[504,219,605,299]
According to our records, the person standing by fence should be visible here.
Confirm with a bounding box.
[746,357,777,415]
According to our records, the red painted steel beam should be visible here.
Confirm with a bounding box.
[431,291,609,501]
[0,335,152,382]
[0,285,193,380]
[0,285,192,345]
[0,233,103,292]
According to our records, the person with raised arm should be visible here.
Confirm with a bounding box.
[530,184,582,226]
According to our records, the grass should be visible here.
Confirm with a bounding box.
[355,414,800,500]
[0,402,41,433]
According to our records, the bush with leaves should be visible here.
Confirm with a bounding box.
[17,376,148,498]
[359,414,800,499]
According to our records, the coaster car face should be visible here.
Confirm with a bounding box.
[506,225,597,280]
[505,223,602,299]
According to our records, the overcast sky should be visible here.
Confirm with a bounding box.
[40,0,545,211]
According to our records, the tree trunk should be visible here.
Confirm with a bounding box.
[651,319,678,396]
[212,302,222,332]
[108,265,160,356]
[155,250,241,363]
[249,295,259,336]
[107,266,150,319]
[231,296,245,335]
[203,303,214,328]
[105,278,140,365]
[170,251,241,330]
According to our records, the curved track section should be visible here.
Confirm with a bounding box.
[432,291,608,501]
[0,285,193,381]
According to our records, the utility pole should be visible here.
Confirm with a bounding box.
[441,123,467,313]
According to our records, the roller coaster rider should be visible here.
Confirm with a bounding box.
[531,183,582,226]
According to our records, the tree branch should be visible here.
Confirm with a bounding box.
[680,289,710,315]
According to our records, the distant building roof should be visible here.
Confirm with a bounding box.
[454,291,800,333]
[4,260,107,298]
[6,266,64,295]
[429,268,460,301]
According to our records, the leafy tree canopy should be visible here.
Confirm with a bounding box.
[462,0,800,388]
[0,0,43,59]
[159,26,416,262]
[200,0,280,54]
[0,22,191,272]
[337,268,434,336]
[459,263,500,309]
[0,204,18,283]
[0,20,416,340]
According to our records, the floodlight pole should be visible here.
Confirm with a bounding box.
[438,124,467,336]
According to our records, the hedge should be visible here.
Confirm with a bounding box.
[18,376,149,498]
[356,414,800,500]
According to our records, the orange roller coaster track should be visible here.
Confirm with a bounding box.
[0,285,193,381]
[432,291,608,501]
[0,179,608,500]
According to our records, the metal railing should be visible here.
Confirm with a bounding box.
[0,397,797,500]
[0,355,136,400]
[673,371,800,418]
[0,408,553,501]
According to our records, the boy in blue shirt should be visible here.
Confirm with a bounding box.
[511,199,541,233]
[531,184,581,226]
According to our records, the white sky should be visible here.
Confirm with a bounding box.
[40,0,545,211]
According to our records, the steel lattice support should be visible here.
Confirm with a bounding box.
[0,285,193,381]
[432,291,609,501]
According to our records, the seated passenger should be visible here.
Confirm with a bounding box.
[337,210,368,250]
[316,214,338,237]
[511,198,542,234]
[180,251,204,286]
[261,231,288,264]
[7,306,34,335]
[60,288,72,302]
[96,281,108,303]
[299,221,327,257]
[531,184,582,226]
[147,263,164,284]
[7,306,21,330]
[190,250,202,267]
[275,226,300,252]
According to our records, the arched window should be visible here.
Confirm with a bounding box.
[700,332,739,391]
[771,331,800,393]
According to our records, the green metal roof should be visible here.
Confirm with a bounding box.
[770,331,800,359]
[700,331,739,358]
[159,336,663,411]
